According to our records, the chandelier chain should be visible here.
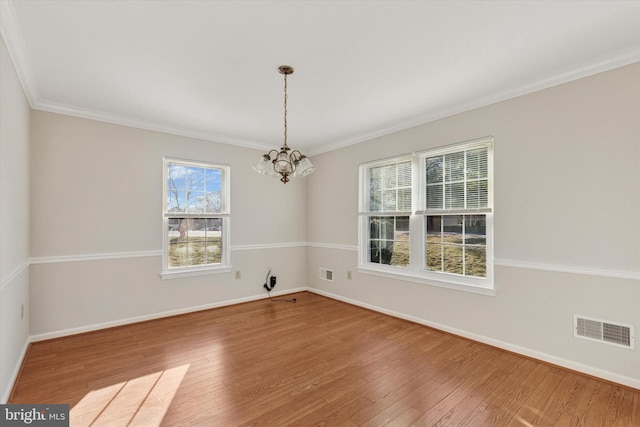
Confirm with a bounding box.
[283,73,288,149]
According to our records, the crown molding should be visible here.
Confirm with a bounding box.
[33,99,274,152]
[0,0,39,107]
[3,0,639,157]
[309,47,640,156]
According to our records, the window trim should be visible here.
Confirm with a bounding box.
[161,157,231,279]
[358,138,494,295]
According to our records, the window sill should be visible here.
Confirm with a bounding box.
[357,265,495,296]
[160,266,232,280]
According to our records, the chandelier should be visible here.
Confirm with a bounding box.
[253,65,315,184]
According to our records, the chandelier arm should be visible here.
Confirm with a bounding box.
[289,150,303,167]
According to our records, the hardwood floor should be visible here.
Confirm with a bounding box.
[10,291,640,426]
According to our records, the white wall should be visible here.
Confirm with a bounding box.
[306,63,640,387]
[29,111,308,338]
[0,35,30,402]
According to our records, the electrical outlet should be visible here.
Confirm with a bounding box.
[347,270,352,280]
[270,276,277,287]
[235,270,241,280]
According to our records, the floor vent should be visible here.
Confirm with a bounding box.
[319,268,334,282]
[574,315,634,350]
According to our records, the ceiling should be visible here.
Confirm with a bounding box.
[2,1,639,155]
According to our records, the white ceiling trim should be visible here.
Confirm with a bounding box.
[2,1,639,156]
[0,0,38,108]
[33,98,275,152]
[1,1,273,151]
[312,46,640,156]
[21,44,640,158]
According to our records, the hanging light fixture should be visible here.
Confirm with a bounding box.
[253,65,315,184]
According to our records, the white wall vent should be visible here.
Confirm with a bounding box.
[574,315,634,350]
[319,268,334,282]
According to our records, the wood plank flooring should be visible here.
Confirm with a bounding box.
[10,291,640,426]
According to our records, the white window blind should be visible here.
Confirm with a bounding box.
[358,137,494,293]
[420,144,490,215]
[368,160,412,214]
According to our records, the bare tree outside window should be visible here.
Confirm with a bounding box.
[165,162,227,269]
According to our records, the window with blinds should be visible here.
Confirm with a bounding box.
[424,147,489,212]
[369,161,412,212]
[365,159,412,267]
[420,142,492,278]
[358,138,494,292]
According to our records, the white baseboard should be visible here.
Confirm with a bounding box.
[1,338,30,404]
[29,287,308,342]
[3,287,307,403]
[308,288,640,391]
[11,285,638,403]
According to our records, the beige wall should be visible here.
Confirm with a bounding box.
[0,35,30,402]
[306,63,640,387]
[30,112,307,257]
[29,111,308,337]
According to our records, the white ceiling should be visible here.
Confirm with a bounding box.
[2,1,640,155]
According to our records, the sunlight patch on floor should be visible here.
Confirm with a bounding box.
[514,415,535,426]
[70,364,190,427]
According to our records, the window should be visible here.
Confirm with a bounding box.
[368,160,412,267]
[162,158,231,278]
[359,138,493,293]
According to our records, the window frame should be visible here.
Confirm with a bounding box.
[161,157,231,279]
[358,138,494,295]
